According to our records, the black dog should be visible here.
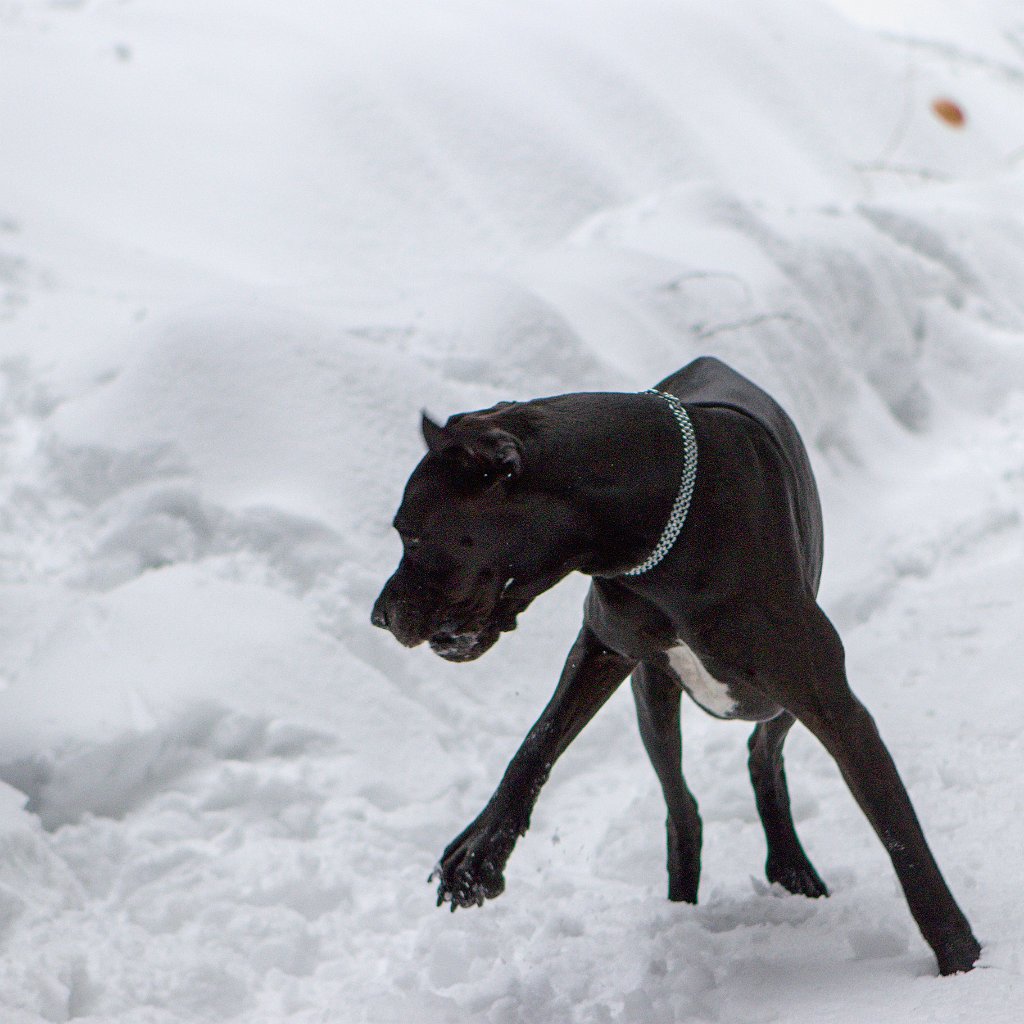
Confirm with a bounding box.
[371,356,981,976]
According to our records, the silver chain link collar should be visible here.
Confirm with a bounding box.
[621,389,698,577]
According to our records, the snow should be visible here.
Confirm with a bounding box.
[1,0,1023,1020]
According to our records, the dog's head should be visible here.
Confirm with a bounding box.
[371,404,576,662]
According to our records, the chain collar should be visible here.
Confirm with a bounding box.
[621,389,698,577]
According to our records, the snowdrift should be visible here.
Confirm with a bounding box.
[1,1,1023,1021]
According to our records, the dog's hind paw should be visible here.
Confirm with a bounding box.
[767,856,829,899]
[935,931,982,976]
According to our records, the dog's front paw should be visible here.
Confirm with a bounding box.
[431,821,516,912]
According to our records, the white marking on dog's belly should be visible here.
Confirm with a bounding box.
[666,643,737,718]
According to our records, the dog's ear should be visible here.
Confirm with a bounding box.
[452,427,524,487]
[421,411,445,451]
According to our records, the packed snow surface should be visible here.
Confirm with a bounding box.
[2,0,1023,1020]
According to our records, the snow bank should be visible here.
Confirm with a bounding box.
[1,0,1023,1021]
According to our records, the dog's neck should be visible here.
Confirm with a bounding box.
[620,390,697,577]
[503,391,691,578]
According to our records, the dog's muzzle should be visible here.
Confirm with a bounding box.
[371,579,433,649]
[372,564,513,661]
[427,627,501,662]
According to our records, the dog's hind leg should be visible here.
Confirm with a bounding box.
[748,712,828,898]
[772,603,980,975]
[631,661,702,903]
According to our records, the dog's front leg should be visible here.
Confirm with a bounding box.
[434,628,635,911]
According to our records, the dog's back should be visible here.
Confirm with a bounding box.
[656,356,823,595]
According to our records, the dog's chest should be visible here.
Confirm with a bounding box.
[666,643,737,718]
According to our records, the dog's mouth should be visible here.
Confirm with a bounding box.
[428,625,501,662]
[425,579,523,662]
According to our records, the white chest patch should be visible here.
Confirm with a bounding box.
[666,643,737,718]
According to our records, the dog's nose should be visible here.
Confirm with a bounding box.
[370,577,430,647]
